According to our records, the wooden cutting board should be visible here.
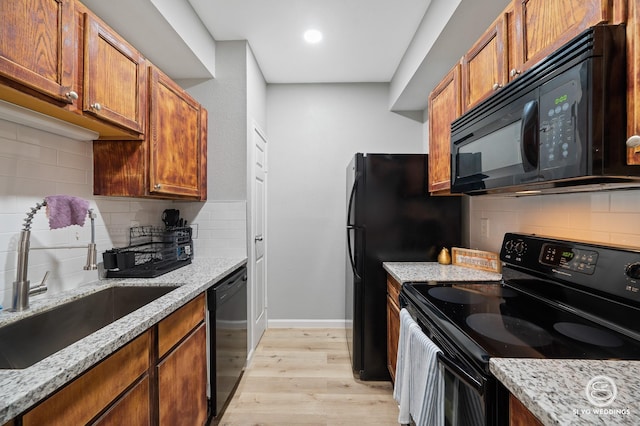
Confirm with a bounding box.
[451,247,501,273]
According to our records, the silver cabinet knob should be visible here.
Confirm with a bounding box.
[492,83,503,91]
[154,184,162,190]
[510,69,521,78]
[90,102,102,111]
[255,236,263,242]
[65,91,78,101]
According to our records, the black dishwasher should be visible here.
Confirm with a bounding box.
[207,266,248,419]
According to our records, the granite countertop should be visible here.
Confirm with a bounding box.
[491,358,640,425]
[383,261,503,283]
[0,256,247,423]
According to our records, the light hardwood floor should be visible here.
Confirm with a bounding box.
[215,328,399,425]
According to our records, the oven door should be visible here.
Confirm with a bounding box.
[401,293,507,425]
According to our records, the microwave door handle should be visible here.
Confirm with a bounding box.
[520,100,539,172]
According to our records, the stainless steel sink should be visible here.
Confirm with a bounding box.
[0,286,178,369]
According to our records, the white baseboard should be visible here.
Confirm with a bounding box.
[268,319,346,328]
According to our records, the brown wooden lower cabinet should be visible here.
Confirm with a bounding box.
[12,293,207,425]
[93,376,151,425]
[22,331,151,426]
[510,393,543,426]
[386,275,402,382]
[158,324,208,425]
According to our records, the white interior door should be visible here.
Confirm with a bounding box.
[251,124,267,349]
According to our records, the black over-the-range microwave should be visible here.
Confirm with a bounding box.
[450,24,640,195]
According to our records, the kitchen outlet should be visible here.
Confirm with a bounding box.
[480,218,489,237]
[190,223,198,239]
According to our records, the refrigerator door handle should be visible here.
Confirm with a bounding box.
[347,226,360,280]
[347,173,361,279]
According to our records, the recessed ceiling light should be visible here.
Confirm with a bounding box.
[304,29,323,44]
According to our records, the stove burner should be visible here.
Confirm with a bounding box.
[467,313,553,347]
[553,322,623,348]
[428,287,487,304]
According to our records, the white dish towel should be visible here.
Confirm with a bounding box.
[394,308,444,426]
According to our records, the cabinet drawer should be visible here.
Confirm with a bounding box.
[387,276,401,308]
[158,294,205,357]
[23,331,150,426]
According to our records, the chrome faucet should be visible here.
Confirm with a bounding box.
[12,201,98,312]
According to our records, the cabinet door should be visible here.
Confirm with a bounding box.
[92,376,150,426]
[149,65,205,199]
[511,0,612,76]
[158,324,208,426]
[628,0,640,164]
[461,14,507,112]
[0,0,77,104]
[83,12,146,134]
[428,63,461,193]
[510,393,543,426]
[386,276,401,382]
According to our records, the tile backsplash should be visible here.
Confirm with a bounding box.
[0,117,246,309]
[469,190,640,252]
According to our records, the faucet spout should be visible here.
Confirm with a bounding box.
[11,201,97,312]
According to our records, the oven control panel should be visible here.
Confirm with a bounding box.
[538,243,598,274]
[500,233,640,304]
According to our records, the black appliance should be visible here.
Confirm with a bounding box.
[207,266,247,420]
[400,233,640,425]
[451,24,640,195]
[346,153,462,380]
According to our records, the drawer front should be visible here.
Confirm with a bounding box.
[387,276,401,307]
[158,293,205,357]
[23,331,150,426]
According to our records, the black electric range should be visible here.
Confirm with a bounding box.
[399,233,640,425]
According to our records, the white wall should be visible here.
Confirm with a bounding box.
[468,191,640,252]
[266,83,423,323]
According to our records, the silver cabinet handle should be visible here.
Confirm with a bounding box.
[90,102,102,111]
[65,91,78,101]
[492,83,503,91]
[255,236,263,242]
[510,68,521,78]
[154,184,162,190]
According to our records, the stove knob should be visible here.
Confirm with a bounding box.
[514,241,526,255]
[625,262,640,280]
[505,240,514,251]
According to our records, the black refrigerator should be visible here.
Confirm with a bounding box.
[345,153,462,381]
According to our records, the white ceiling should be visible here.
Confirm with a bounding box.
[81,0,510,111]
[187,0,432,84]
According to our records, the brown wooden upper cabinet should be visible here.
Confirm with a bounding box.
[0,0,145,139]
[148,66,206,199]
[93,64,208,201]
[0,0,77,105]
[428,63,461,193]
[627,1,640,164]
[509,0,616,80]
[461,13,508,112]
[83,12,147,134]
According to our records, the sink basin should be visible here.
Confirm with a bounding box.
[0,286,178,369]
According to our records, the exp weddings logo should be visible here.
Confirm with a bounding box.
[573,375,630,417]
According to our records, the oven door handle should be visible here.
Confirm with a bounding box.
[437,352,484,394]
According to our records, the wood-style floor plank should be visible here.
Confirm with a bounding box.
[215,328,399,425]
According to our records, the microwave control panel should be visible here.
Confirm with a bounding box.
[539,77,581,171]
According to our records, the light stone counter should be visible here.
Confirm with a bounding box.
[383,261,502,283]
[491,358,640,425]
[0,256,246,423]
